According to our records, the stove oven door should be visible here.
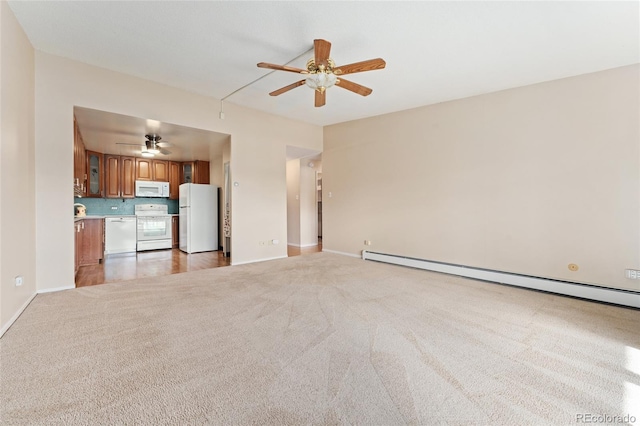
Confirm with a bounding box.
[136,216,172,251]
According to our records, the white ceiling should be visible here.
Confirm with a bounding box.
[9,1,639,128]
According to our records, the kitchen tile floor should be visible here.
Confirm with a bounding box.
[76,241,322,287]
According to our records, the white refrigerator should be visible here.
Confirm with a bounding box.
[179,183,218,253]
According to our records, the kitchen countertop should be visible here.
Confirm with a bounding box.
[74,214,180,222]
[74,215,136,222]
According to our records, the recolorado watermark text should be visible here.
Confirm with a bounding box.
[576,413,636,424]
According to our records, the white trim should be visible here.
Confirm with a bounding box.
[232,255,288,266]
[322,249,361,259]
[37,285,75,294]
[300,242,320,248]
[0,292,37,338]
[287,243,319,248]
[362,251,640,309]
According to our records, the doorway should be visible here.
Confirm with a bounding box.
[285,146,322,254]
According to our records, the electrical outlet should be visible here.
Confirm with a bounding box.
[272,239,279,245]
[15,276,23,287]
[364,240,372,246]
[626,269,640,279]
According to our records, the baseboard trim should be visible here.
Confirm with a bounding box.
[37,285,75,294]
[287,243,301,247]
[322,249,361,259]
[0,292,37,338]
[362,251,640,309]
[232,255,288,266]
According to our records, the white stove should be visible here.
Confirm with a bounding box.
[135,204,172,251]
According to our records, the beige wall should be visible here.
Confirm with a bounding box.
[0,2,36,332]
[34,52,322,291]
[324,65,640,292]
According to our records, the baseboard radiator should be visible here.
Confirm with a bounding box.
[361,251,640,309]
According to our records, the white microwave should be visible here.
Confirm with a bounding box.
[135,180,170,198]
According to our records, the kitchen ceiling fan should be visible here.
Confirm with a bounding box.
[257,39,386,107]
[116,134,172,157]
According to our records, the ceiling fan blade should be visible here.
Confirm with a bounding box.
[335,78,373,96]
[258,62,307,74]
[116,142,144,147]
[156,141,171,147]
[269,80,306,96]
[315,90,326,108]
[159,148,172,155]
[314,39,332,67]
[335,58,386,75]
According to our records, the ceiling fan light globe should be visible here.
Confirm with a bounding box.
[147,148,160,154]
[141,151,154,157]
[305,71,337,91]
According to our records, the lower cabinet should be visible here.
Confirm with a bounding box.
[172,216,179,248]
[75,218,104,276]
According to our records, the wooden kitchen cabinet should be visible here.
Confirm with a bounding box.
[85,151,104,198]
[181,162,193,184]
[73,117,87,195]
[169,161,180,199]
[136,158,169,182]
[74,221,81,274]
[80,218,104,265]
[75,218,104,279]
[194,160,210,184]
[104,155,120,198]
[153,159,169,182]
[182,161,210,184]
[172,216,179,248]
[135,158,153,181]
[105,155,136,198]
[121,156,136,198]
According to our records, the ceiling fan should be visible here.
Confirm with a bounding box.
[116,134,172,157]
[257,39,386,107]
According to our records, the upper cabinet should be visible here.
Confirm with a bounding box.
[169,161,180,199]
[104,155,120,198]
[194,161,210,184]
[121,157,136,198]
[181,161,210,184]
[153,160,169,182]
[135,158,153,181]
[85,151,103,198]
[136,158,169,182]
[181,162,193,184]
[105,155,136,198]
[73,117,87,195]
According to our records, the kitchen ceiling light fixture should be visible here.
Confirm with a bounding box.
[116,134,172,156]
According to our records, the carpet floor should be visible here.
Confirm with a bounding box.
[1,252,639,425]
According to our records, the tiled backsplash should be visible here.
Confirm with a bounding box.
[74,197,179,216]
